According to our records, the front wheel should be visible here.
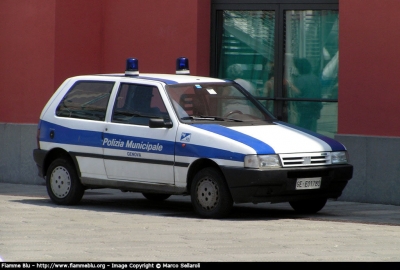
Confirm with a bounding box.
[190,167,233,219]
[289,198,327,214]
[46,158,84,205]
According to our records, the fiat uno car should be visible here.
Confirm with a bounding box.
[33,57,353,218]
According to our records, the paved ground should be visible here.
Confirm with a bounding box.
[1,182,400,262]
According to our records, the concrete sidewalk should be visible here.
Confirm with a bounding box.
[1,182,400,262]
[1,182,400,226]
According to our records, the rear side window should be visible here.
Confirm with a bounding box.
[56,81,114,121]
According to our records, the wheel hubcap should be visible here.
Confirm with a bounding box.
[196,177,219,210]
[50,166,71,198]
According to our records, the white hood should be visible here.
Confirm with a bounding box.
[229,123,335,154]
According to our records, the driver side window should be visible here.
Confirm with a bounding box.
[112,83,168,126]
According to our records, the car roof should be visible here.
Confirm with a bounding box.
[76,73,230,85]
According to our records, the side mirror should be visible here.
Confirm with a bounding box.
[149,118,173,128]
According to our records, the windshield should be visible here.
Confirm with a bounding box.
[165,82,274,122]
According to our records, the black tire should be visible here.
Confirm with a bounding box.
[46,158,84,205]
[289,198,328,214]
[190,167,233,219]
[142,193,171,201]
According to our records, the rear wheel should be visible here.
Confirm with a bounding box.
[190,167,233,219]
[142,193,171,201]
[46,158,84,205]
[289,198,327,214]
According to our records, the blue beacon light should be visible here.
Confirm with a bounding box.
[125,58,139,76]
[176,57,190,75]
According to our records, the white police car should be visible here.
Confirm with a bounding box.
[33,57,353,218]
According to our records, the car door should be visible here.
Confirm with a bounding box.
[103,82,176,184]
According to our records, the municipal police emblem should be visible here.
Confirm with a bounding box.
[180,132,191,142]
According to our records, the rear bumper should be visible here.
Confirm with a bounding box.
[32,149,47,178]
[220,164,353,204]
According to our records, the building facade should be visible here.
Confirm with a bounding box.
[1,0,399,205]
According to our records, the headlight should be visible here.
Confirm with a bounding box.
[244,155,281,169]
[331,151,348,164]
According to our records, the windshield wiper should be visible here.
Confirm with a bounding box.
[225,117,243,122]
[181,116,209,120]
[200,115,226,121]
[180,115,242,122]
[181,115,224,121]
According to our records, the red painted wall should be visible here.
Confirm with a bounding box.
[0,0,56,124]
[0,0,210,124]
[339,0,400,137]
[54,0,103,88]
[101,0,210,75]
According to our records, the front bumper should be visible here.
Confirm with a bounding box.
[220,164,353,204]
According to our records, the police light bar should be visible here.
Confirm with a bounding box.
[176,57,190,75]
[125,58,139,76]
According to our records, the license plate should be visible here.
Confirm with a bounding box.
[295,177,321,190]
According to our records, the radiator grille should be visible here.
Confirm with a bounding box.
[280,152,331,167]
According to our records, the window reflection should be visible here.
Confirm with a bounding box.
[217,9,339,137]
[284,10,339,136]
[218,10,275,112]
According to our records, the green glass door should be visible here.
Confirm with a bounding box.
[218,10,276,113]
[284,10,339,136]
[214,6,339,138]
